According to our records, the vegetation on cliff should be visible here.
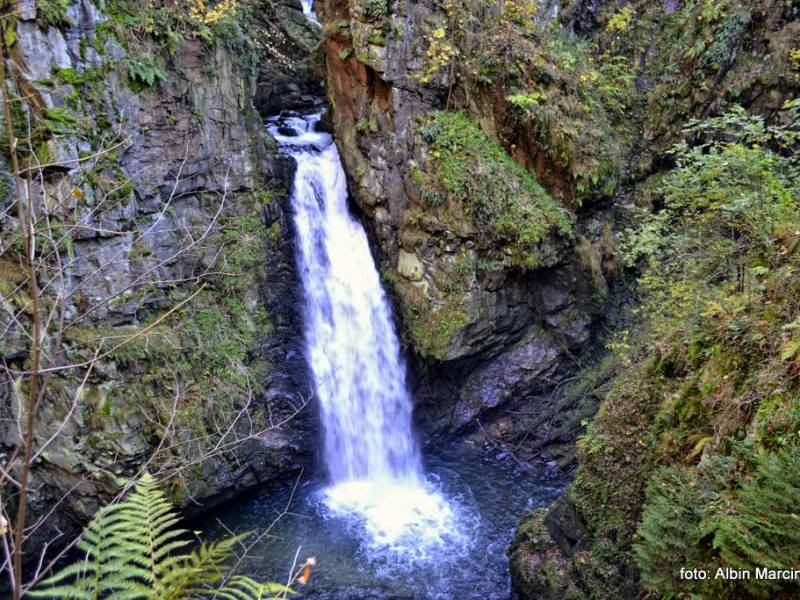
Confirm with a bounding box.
[0,1,316,596]
[4,0,800,596]
[416,110,571,268]
[622,107,800,597]
[515,104,800,598]
[414,0,637,201]
[490,1,800,596]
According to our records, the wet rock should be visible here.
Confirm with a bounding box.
[451,327,560,430]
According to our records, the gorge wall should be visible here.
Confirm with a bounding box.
[314,0,800,598]
[0,0,321,555]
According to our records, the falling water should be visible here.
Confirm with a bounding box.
[299,0,321,25]
[267,111,465,559]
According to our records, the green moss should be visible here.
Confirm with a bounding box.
[417,111,571,269]
[0,82,51,164]
[99,0,263,80]
[367,32,386,46]
[390,275,469,359]
[503,33,634,199]
[356,117,379,133]
[411,0,635,201]
[59,188,274,497]
[265,221,282,244]
[85,159,134,203]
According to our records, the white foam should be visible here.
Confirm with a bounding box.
[322,478,469,561]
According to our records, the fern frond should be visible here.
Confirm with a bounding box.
[156,536,245,599]
[215,576,295,600]
[31,474,292,600]
[711,446,800,573]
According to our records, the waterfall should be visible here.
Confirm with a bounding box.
[268,111,463,558]
[299,0,320,25]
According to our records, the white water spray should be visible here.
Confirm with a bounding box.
[268,112,465,559]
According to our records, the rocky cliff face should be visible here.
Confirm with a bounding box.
[500,1,800,598]
[0,0,321,556]
[313,1,799,597]
[318,0,617,455]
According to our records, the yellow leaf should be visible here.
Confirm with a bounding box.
[780,338,800,361]
[687,435,712,461]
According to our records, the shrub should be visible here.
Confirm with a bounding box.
[361,0,388,21]
[620,107,800,337]
[532,106,800,599]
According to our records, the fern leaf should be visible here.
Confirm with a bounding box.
[31,474,290,600]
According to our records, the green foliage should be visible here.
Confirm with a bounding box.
[382,269,468,359]
[551,107,800,598]
[605,6,634,34]
[791,48,800,71]
[100,0,262,78]
[609,0,799,160]
[356,117,379,133]
[63,193,272,487]
[413,0,635,200]
[504,32,635,198]
[514,105,800,598]
[699,10,747,70]
[633,463,723,594]
[0,84,55,165]
[634,449,800,597]
[0,91,30,159]
[37,0,73,28]
[189,305,249,371]
[505,91,546,109]
[85,158,134,202]
[710,448,800,577]
[406,294,469,360]
[620,107,800,337]
[126,58,167,89]
[43,107,77,134]
[418,111,571,269]
[30,474,291,599]
[360,0,388,21]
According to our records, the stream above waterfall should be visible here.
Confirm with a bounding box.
[201,441,563,599]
